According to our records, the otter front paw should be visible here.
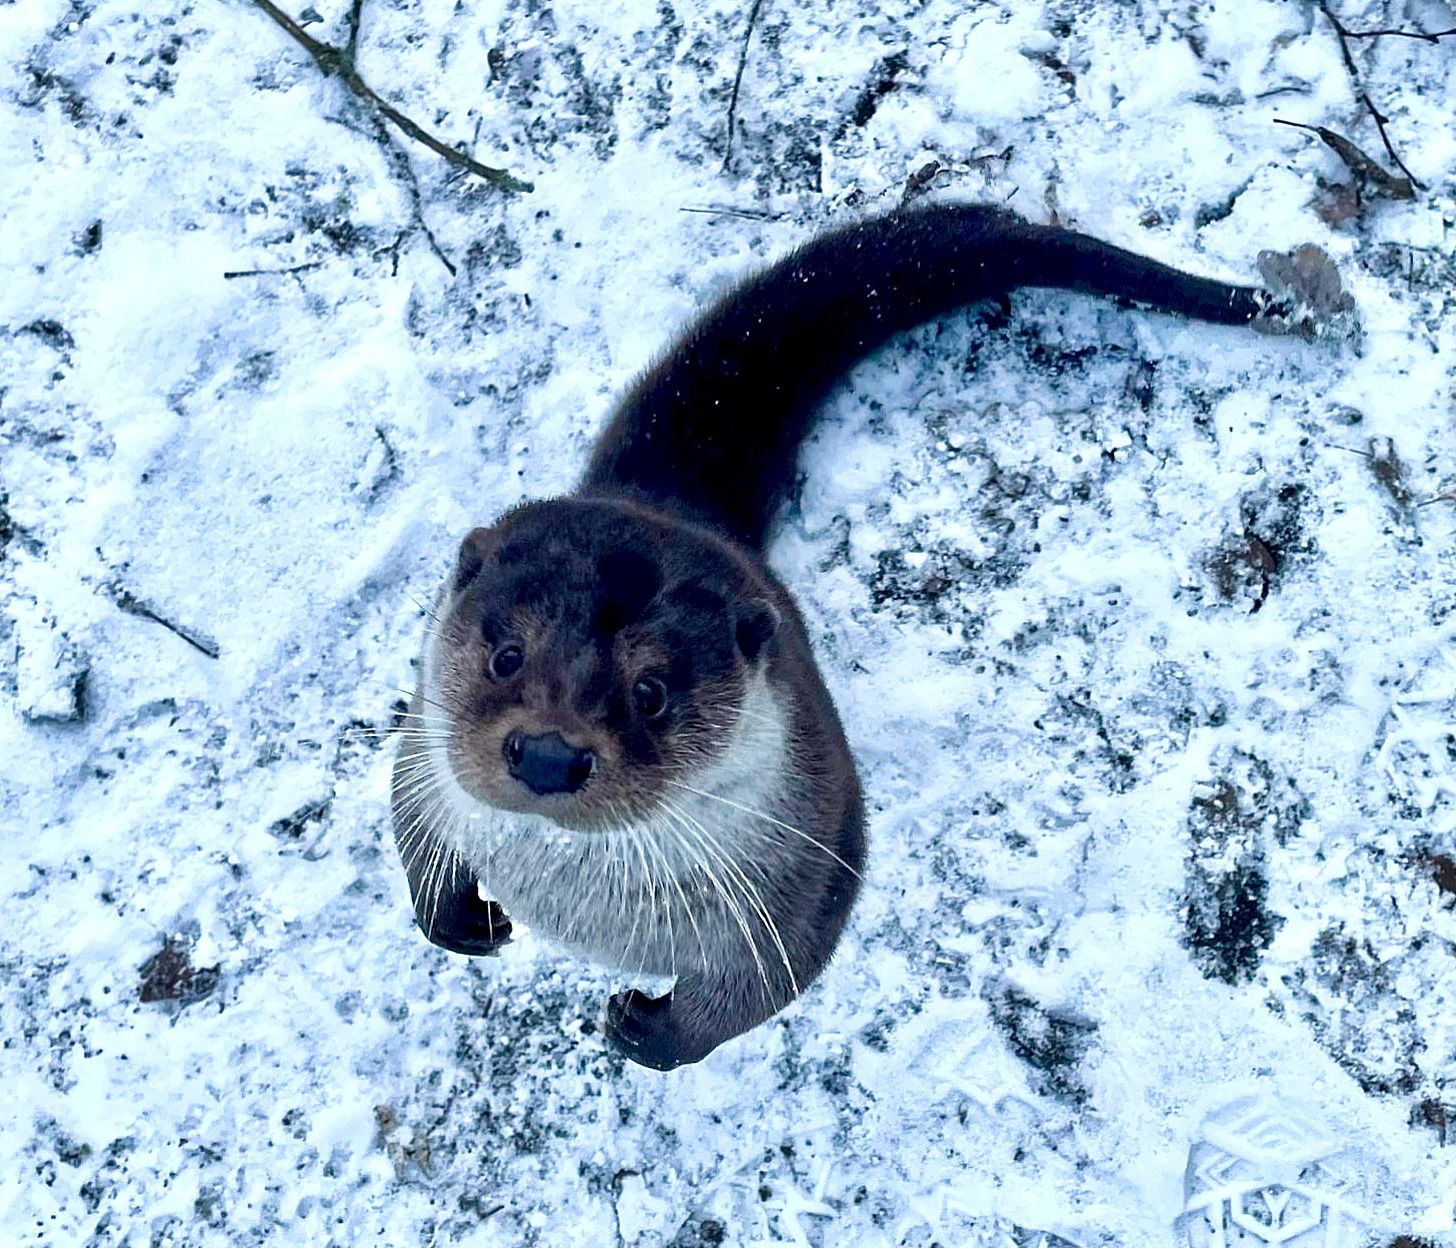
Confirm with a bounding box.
[418,892,513,957]
[605,989,690,1071]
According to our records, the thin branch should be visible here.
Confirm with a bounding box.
[680,204,781,221]
[1334,22,1456,43]
[343,0,365,62]
[366,110,458,276]
[251,0,531,194]
[223,261,325,278]
[110,587,220,659]
[1317,4,1426,190]
[723,0,768,171]
[372,230,407,277]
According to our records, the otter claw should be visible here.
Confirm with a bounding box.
[419,894,513,957]
[605,989,687,1071]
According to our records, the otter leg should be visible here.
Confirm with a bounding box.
[605,966,787,1071]
[605,802,865,1070]
[402,842,513,957]
[392,715,514,956]
[419,878,513,957]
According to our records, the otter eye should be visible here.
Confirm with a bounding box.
[490,645,524,680]
[633,677,668,721]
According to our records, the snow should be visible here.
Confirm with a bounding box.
[3,0,1455,1245]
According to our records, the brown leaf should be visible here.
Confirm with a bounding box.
[1313,180,1362,226]
[1276,119,1416,200]
[138,938,220,1006]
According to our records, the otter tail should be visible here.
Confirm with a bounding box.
[581,203,1272,550]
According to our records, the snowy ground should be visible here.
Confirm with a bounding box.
[3,0,1456,1244]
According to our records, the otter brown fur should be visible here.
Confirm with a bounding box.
[392,202,1280,1069]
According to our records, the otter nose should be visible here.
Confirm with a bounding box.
[503,731,596,796]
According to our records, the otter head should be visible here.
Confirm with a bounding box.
[427,498,781,831]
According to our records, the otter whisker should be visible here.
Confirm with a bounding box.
[671,801,799,999]
[599,800,624,929]
[392,759,451,788]
[424,809,469,941]
[384,711,458,730]
[393,794,445,846]
[647,812,711,972]
[664,780,863,881]
[640,822,672,982]
[399,793,452,878]
[392,771,450,838]
[561,815,615,949]
[407,592,442,623]
[670,814,776,1010]
[422,836,453,939]
[390,773,435,838]
[402,797,449,935]
[353,731,453,752]
[641,829,679,981]
[347,714,449,731]
[603,799,638,974]
[394,769,450,852]
[631,825,663,983]
[395,734,452,758]
[421,839,446,936]
[392,748,453,769]
[391,768,446,793]
[394,688,464,719]
[340,726,397,744]
[659,798,773,1002]
[361,729,454,754]
[618,819,655,983]
[731,706,780,727]
[659,805,762,992]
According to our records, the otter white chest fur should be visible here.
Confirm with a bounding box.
[392,202,1287,1069]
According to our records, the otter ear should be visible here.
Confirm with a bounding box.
[735,601,780,662]
[453,526,498,591]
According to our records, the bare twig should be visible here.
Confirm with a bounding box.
[223,262,325,279]
[372,230,408,276]
[723,0,768,171]
[110,587,220,659]
[680,204,781,221]
[251,0,531,194]
[1317,4,1426,190]
[342,0,365,62]
[1334,21,1455,43]
[366,110,458,276]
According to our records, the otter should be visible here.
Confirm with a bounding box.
[391,202,1289,1070]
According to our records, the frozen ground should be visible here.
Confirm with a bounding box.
[3,0,1455,1244]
